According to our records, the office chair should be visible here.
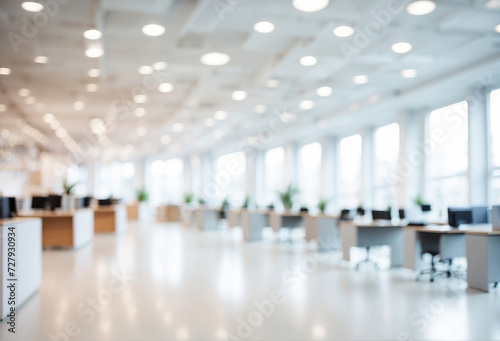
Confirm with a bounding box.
[355,246,379,270]
[416,233,464,282]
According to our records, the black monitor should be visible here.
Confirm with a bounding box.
[0,197,10,219]
[31,196,48,210]
[83,197,92,208]
[300,207,309,212]
[372,210,392,221]
[448,208,473,228]
[8,197,17,217]
[48,195,62,211]
[340,209,352,221]
[399,209,405,220]
[98,199,112,206]
[420,204,432,212]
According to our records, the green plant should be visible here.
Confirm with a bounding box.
[184,193,194,204]
[63,181,78,195]
[413,194,424,206]
[242,196,251,209]
[387,204,392,211]
[318,198,329,213]
[221,197,230,209]
[276,184,299,210]
[136,187,149,202]
[198,197,207,205]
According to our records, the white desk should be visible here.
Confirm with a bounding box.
[241,210,269,242]
[0,218,42,320]
[195,208,220,231]
[180,206,195,228]
[339,221,404,267]
[226,210,242,229]
[303,215,340,251]
[465,228,500,292]
[93,205,127,234]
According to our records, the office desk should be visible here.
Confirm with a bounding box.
[180,206,195,228]
[226,210,242,228]
[94,205,127,234]
[0,218,42,320]
[156,205,181,222]
[465,228,500,292]
[240,210,269,242]
[195,208,220,231]
[303,215,340,251]
[127,202,149,221]
[339,221,404,267]
[269,212,304,233]
[18,210,94,248]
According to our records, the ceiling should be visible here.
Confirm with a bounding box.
[0,0,499,164]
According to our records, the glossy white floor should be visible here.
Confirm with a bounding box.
[1,220,499,341]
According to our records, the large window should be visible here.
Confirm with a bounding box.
[215,152,246,205]
[490,89,500,204]
[298,142,322,207]
[374,123,400,209]
[425,101,469,209]
[96,162,134,200]
[150,158,183,206]
[338,134,362,208]
[264,147,284,204]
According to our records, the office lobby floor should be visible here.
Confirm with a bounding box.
[1,220,499,341]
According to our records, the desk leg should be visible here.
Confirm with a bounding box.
[389,229,404,267]
[404,228,422,270]
[339,225,356,262]
[466,235,490,292]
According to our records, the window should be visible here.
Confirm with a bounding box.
[214,152,246,205]
[150,158,184,206]
[425,101,469,209]
[374,123,400,209]
[490,89,500,204]
[96,162,134,200]
[298,142,322,207]
[264,147,284,204]
[338,134,362,208]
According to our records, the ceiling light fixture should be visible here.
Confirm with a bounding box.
[134,108,146,117]
[332,25,354,37]
[485,0,500,8]
[266,79,279,88]
[204,118,215,127]
[401,69,417,78]
[86,84,98,92]
[300,56,317,66]
[254,21,275,33]
[158,83,174,93]
[73,101,85,110]
[353,75,369,84]
[391,42,413,53]
[34,56,48,64]
[172,123,184,132]
[87,69,100,77]
[43,113,54,123]
[138,66,153,75]
[299,100,314,110]
[133,94,148,103]
[316,86,333,96]
[19,88,30,97]
[21,1,44,12]
[0,67,11,75]
[293,0,329,12]
[232,91,247,101]
[255,105,267,114]
[161,134,171,144]
[83,29,102,40]
[142,24,165,36]
[200,52,231,66]
[56,128,67,138]
[50,120,60,130]
[495,24,500,33]
[214,110,227,120]
[85,47,103,58]
[153,61,167,70]
[406,0,436,15]
[136,126,147,136]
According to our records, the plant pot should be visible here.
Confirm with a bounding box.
[61,194,75,210]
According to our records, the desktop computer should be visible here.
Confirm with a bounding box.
[31,196,48,210]
[372,210,392,221]
[0,197,10,219]
[447,208,473,227]
[48,195,62,211]
[8,197,17,217]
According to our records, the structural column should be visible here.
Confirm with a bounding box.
[360,127,374,208]
[183,155,193,196]
[320,136,337,208]
[283,142,298,188]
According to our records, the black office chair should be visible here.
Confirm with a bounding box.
[416,233,464,282]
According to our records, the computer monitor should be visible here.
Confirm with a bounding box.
[447,208,473,228]
[8,197,17,217]
[48,195,62,211]
[0,197,10,218]
[372,210,392,221]
[31,196,48,210]
[398,209,405,220]
[98,199,112,206]
[470,206,488,224]
[340,209,352,221]
[420,204,431,212]
[300,207,309,212]
[83,197,92,208]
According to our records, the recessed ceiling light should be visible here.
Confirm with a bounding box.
[25,96,36,105]
[21,1,44,12]
[56,128,67,138]
[43,113,54,123]
[0,104,6,112]
[161,134,171,144]
[255,105,267,114]
[0,67,11,75]
[134,108,146,117]
[401,69,417,78]
[136,126,147,136]
[392,42,412,54]
[86,84,98,92]
[317,86,333,96]
[158,83,174,93]
[153,61,167,70]
[138,66,153,75]
[300,56,317,66]
[232,91,247,101]
[172,123,184,132]
[332,25,354,37]
[200,52,231,66]
[254,21,275,33]
[266,79,279,88]
[19,88,30,97]
[485,0,500,8]
[83,29,102,40]
[496,24,500,33]
[50,120,61,130]
[73,101,85,110]
[293,0,329,12]
[87,69,100,77]
[214,110,227,120]
[34,56,48,64]
[353,75,369,84]
[204,118,215,127]
[142,24,165,36]
[407,1,436,15]
[133,94,148,103]
[85,47,103,58]
[300,100,314,110]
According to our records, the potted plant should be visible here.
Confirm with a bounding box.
[413,194,431,212]
[276,184,299,211]
[136,187,149,221]
[318,198,329,214]
[242,196,251,209]
[61,180,78,210]
[184,193,194,205]
[198,197,207,206]
[220,196,230,219]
